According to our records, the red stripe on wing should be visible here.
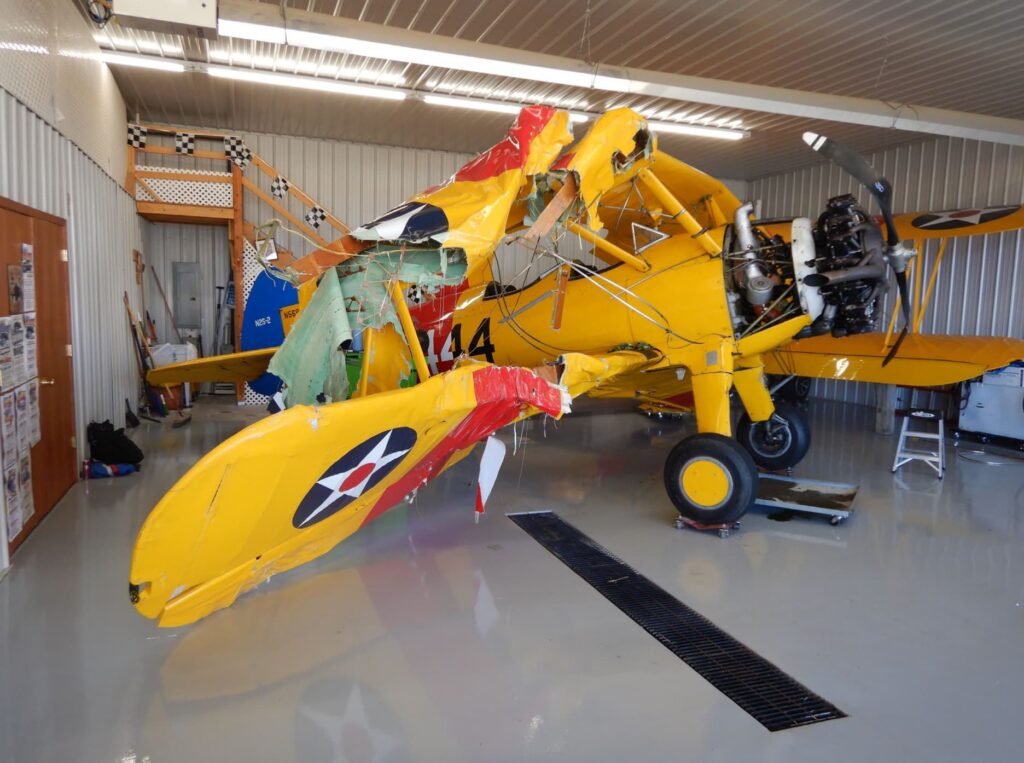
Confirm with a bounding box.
[361,367,563,526]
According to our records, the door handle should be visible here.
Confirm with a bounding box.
[39,378,56,385]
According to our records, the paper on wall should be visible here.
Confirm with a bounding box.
[24,313,36,380]
[20,245,35,314]
[10,316,24,389]
[0,318,11,391]
[28,380,40,446]
[18,450,32,525]
[4,463,20,540]
[1,392,16,468]
[14,386,29,455]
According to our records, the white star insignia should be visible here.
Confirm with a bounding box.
[917,205,1017,229]
[299,431,412,527]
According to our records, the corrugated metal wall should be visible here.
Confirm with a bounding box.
[142,222,231,356]
[750,137,1024,407]
[0,88,142,460]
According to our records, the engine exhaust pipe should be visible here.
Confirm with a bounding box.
[803,264,886,288]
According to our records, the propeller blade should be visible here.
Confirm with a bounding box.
[894,269,913,328]
[881,270,913,367]
[802,132,899,246]
[881,327,907,367]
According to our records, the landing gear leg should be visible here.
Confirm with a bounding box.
[663,367,758,525]
[733,361,812,471]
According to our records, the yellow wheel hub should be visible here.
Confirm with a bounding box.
[680,457,733,509]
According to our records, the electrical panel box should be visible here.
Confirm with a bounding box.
[112,0,217,36]
[959,363,1024,442]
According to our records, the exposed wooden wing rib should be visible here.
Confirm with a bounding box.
[145,348,277,386]
[766,333,1024,387]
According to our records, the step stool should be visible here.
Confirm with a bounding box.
[892,408,945,478]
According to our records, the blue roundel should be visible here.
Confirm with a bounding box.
[292,427,417,529]
[241,272,298,396]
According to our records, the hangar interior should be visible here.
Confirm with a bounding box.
[1,1,1023,761]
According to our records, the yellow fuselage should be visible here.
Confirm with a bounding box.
[415,227,810,434]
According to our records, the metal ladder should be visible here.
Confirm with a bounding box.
[892,409,945,478]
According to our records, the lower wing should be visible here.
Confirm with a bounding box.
[765,333,1024,386]
[130,350,655,627]
[145,347,278,386]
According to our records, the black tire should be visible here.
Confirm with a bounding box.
[663,433,758,524]
[736,400,811,471]
[793,376,812,401]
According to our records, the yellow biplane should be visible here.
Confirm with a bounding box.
[134,107,1024,627]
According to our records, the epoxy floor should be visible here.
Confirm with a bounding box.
[2,396,1024,762]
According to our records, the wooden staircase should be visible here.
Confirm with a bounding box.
[125,124,357,400]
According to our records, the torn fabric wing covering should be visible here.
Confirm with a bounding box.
[350,105,573,279]
[268,267,352,406]
[554,108,652,232]
[337,249,467,334]
[558,350,662,398]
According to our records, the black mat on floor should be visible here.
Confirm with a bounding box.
[508,511,846,732]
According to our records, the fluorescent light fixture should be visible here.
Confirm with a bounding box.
[424,95,590,123]
[99,52,185,72]
[217,18,285,44]
[208,66,406,100]
[649,120,749,141]
[285,28,602,90]
[423,94,520,115]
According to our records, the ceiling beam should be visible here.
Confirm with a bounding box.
[217,0,1024,146]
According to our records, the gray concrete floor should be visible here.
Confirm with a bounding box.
[2,395,1024,762]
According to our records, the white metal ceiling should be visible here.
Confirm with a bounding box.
[97,0,1024,179]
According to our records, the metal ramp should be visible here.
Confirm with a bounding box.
[753,474,857,525]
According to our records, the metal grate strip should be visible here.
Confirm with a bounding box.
[508,511,846,732]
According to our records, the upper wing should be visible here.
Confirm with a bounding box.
[891,204,1024,241]
[146,347,277,386]
[765,333,1024,386]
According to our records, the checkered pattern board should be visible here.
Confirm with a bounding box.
[305,205,327,230]
[271,175,290,198]
[240,238,271,408]
[223,136,253,168]
[127,124,148,148]
[406,284,427,304]
[175,132,196,155]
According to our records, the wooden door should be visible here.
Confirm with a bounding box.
[0,199,77,555]
[30,218,77,526]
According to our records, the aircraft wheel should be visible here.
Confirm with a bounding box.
[664,433,758,524]
[736,400,811,471]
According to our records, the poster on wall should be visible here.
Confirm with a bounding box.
[0,318,10,391]
[10,316,24,389]
[24,313,36,379]
[20,244,35,314]
[1,392,16,468]
[18,450,32,525]
[28,380,40,446]
[4,463,20,540]
[15,386,30,455]
[7,265,23,314]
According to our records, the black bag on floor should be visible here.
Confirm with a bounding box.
[87,420,144,467]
